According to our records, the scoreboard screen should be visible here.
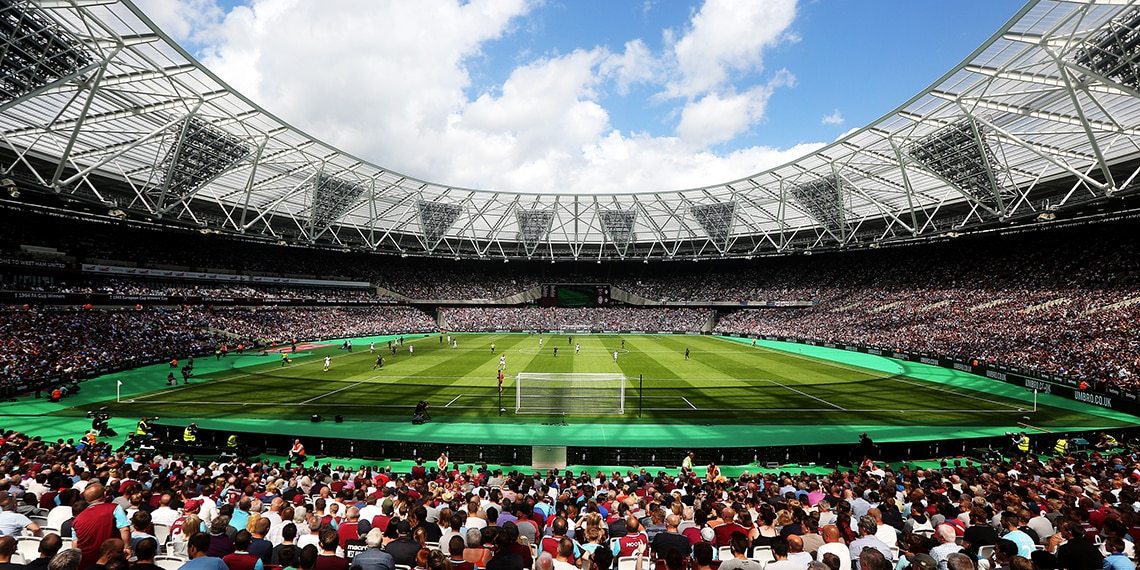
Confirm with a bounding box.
[539,284,611,307]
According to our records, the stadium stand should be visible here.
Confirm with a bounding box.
[0,424,1135,570]
[3,208,1138,392]
[439,307,712,333]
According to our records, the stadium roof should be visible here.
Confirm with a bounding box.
[2,0,1140,261]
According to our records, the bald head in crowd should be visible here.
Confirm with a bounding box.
[536,552,554,570]
[788,535,804,553]
[83,482,105,503]
[822,525,842,543]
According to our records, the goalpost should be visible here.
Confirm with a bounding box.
[515,372,627,414]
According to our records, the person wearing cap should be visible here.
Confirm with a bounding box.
[385,520,420,567]
[906,553,937,570]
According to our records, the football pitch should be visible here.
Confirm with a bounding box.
[89,333,1116,429]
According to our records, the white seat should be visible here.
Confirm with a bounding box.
[395,565,412,570]
[154,555,188,570]
[529,544,538,561]
[46,507,72,531]
[11,553,25,565]
[752,547,774,564]
[617,556,639,570]
[17,537,41,561]
[154,522,172,546]
[889,546,899,560]
[718,546,733,560]
[978,545,995,560]
[28,515,49,528]
[748,559,768,570]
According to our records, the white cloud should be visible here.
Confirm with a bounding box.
[666,0,798,98]
[675,70,793,146]
[821,109,845,125]
[151,0,819,194]
[135,0,225,44]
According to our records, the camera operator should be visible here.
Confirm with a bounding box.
[413,401,431,424]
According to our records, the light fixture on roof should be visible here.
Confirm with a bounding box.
[0,179,17,198]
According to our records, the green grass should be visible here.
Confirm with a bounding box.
[80,333,1112,428]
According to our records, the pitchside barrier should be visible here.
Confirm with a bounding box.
[737,334,1137,417]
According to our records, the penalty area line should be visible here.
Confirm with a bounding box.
[444,395,462,407]
[763,378,847,411]
[298,374,385,405]
[681,396,697,410]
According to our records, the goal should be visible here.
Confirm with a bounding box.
[515,372,627,414]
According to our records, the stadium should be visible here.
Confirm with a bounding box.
[1,0,1140,569]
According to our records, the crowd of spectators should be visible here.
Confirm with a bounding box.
[205,307,435,342]
[0,308,221,390]
[0,306,434,389]
[0,425,1138,570]
[367,267,541,301]
[715,289,1140,389]
[440,307,711,332]
[2,279,377,302]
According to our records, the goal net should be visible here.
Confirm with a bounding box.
[515,372,627,415]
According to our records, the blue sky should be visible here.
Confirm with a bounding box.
[141,0,1026,193]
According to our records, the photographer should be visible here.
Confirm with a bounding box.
[413,401,431,424]
[135,416,156,437]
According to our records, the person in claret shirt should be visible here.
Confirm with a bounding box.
[222,530,265,570]
[313,528,348,570]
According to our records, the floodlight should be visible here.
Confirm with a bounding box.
[0,178,17,198]
[689,202,736,251]
[790,175,849,235]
